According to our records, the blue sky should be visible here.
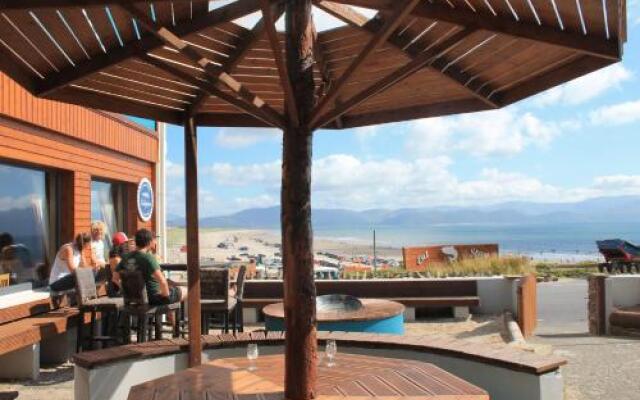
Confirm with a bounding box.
[165,2,640,218]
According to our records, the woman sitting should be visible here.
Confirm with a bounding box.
[49,233,96,292]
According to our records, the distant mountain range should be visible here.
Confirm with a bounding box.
[167,196,640,229]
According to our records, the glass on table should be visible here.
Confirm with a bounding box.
[247,343,259,371]
[325,340,337,367]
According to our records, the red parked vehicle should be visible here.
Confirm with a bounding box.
[597,239,640,273]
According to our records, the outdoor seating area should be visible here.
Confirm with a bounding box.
[73,331,566,400]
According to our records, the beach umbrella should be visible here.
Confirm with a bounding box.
[0,0,628,398]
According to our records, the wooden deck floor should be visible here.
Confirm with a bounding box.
[128,353,489,399]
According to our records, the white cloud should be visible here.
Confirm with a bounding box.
[214,128,280,149]
[0,195,36,212]
[405,109,561,157]
[532,64,632,107]
[165,160,184,179]
[169,151,640,216]
[206,160,281,187]
[590,99,640,125]
[593,175,640,191]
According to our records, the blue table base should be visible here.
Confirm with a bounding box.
[265,313,404,335]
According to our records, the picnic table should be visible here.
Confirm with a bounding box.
[128,353,489,399]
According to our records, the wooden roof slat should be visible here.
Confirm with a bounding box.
[311,0,422,127]
[34,0,264,96]
[3,10,72,72]
[330,0,621,59]
[122,2,286,128]
[0,12,54,77]
[259,0,298,127]
[140,53,285,128]
[314,28,477,128]
[0,0,627,128]
[0,0,197,9]
[316,2,498,110]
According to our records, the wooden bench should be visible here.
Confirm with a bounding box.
[0,288,86,380]
[0,307,81,379]
[73,331,567,400]
[609,305,640,336]
[242,279,481,321]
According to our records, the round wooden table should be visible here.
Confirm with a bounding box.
[128,353,488,399]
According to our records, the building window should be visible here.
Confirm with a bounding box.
[91,180,126,252]
[0,163,54,286]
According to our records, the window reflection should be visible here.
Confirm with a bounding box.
[0,164,50,286]
[91,180,125,254]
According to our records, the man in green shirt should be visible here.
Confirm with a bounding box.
[114,229,185,305]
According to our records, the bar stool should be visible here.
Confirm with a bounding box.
[75,268,124,351]
[232,265,247,333]
[119,269,180,343]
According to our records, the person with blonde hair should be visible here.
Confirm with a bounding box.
[90,221,107,269]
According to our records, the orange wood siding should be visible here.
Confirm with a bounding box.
[0,72,158,163]
[0,73,158,240]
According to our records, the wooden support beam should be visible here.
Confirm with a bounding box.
[283,0,317,399]
[140,54,284,128]
[187,92,209,116]
[313,40,333,98]
[184,116,201,368]
[260,0,298,127]
[497,56,614,106]
[124,4,286,129]
[315,1,498,109]
[313,28,476,129]
[343,98,488,128]
[36,0,263,96]
[310,0,421,127]
[328,0,621,60]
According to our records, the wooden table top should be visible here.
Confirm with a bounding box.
[263,298,405,322]
[128,353,488,400]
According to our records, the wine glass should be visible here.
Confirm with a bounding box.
[247,343,259,371]
[325,340,337,367]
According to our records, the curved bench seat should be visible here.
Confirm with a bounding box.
[73,331,566,400]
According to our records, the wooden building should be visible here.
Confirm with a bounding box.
[0,72,163,287]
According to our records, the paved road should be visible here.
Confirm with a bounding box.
[533,279,640,400]
[536,279,589,335]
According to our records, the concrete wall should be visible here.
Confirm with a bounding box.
[74,343,562,400]
[603,275,640,333]
[472,277,519,315]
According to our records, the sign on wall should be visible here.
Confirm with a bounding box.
[137,178,154,222]
[402,244,499,271]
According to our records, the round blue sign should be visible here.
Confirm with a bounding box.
[137,178,154,222]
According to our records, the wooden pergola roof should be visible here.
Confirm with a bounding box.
[0,0,627,130]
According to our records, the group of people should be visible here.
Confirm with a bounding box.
[48,222,185,306]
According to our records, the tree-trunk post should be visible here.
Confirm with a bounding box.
[283,0,317,399]
[184,116,201,367]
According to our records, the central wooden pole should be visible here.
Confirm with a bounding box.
[283,0,317,399]
[184,116,201,367]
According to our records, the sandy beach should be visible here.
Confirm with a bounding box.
[165,228,402,264]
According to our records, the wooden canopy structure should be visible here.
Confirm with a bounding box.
[0,0,627,399]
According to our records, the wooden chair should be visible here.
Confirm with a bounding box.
[200,268,236,334]
[75,268,124,351]
[0,273,9,288]
[119,269,180,343]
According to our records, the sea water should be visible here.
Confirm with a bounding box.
[313,221,640,262]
